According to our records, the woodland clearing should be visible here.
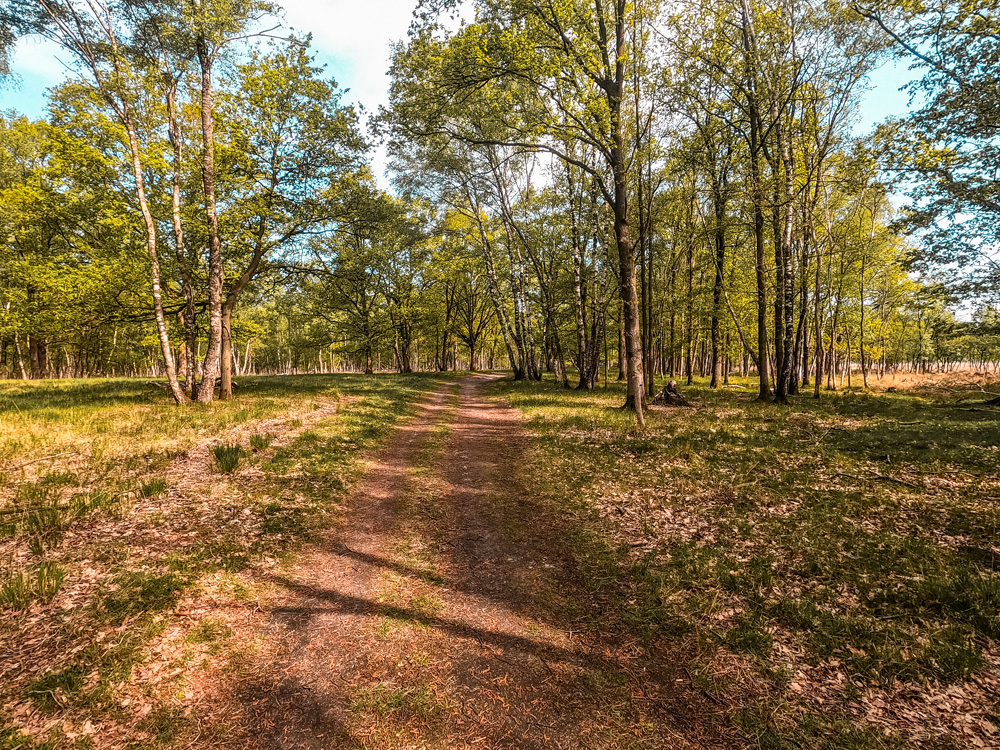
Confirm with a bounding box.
[1,372,997,749]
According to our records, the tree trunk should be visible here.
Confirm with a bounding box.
[710,186,726,389]
[13,331,27,380]
[859,255,869,388]
[220,305,233,401]
[773,112,796,404]
[195,36,224,404]
[123,98,186,404]
[741,0,772,402]
[570,182,591,389]
[685,233,694,387]
[166,79,197,398]
[28,335,46,379]
[608,3,644,425]
[617,308,627,382]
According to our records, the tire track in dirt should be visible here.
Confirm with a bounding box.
[410,374,738,749]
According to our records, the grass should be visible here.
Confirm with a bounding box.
[135,704,188,744]
[4,370,993,748]
[25,667,85,711]
[98,570,191,623]
[0,372,453,747]
[0,562,66,610]
[185,617,233,644]
[351,682,446,718]
[493,373,1000,749]
[249,433,271,450]
[139,477,168,498]
[211,444,244,473]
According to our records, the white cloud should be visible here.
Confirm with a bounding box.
[276,0,418,114]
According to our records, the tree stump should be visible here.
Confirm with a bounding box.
[652,380,689,407]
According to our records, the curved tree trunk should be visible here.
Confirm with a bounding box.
[124,104,186,404]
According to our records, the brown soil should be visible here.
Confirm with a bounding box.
[204,375,741,749]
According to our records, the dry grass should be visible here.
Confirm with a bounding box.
[0,373,450,750]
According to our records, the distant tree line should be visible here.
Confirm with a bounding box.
[1,1,998,413]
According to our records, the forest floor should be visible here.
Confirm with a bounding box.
[1,371,998,749]
[0,374,452,749]
[492,371,1000,750]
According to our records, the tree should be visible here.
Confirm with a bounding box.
[0,113,149,378]
[387,0,662,423]
[858,3,1000,302]
[215,36,366,397]
[9,0,279,402]
[12,0,191,400]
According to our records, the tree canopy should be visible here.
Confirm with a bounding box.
[0,0,996,409]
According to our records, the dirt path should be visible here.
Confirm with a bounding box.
[211,375,738,749]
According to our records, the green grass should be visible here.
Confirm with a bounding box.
[493,373,1000,749]
[249,433,271,450]
[0,726,42,750]
[0,562,66,610]
[98,570,191,624]
[185,617,233,644]
[25,667,85,710]
[135,704,188,743]
[351,683,445,718]
[139,477,168,498]
[211,444,244,473]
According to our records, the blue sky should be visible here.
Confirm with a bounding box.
[1,2,918,158]
[1,0,417,119]
[855,59,915,132]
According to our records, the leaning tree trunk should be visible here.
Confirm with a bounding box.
[480,230,522,379]
[123,101,186,404]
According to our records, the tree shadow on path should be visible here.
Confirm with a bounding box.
[210,375,743,750]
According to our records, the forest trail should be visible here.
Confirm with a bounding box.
[211,375,738,750]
